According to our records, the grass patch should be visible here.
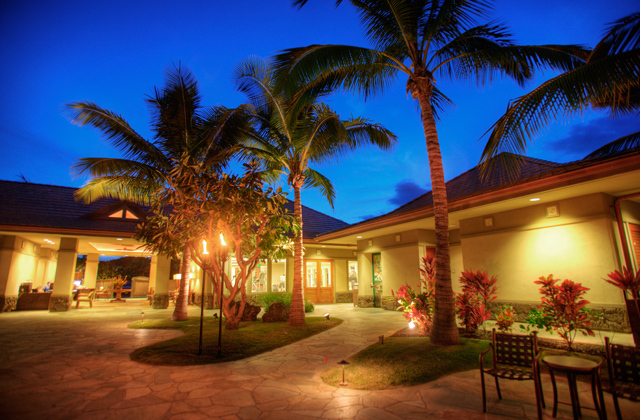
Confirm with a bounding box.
[322,337,489,389]
[129,316,342,366]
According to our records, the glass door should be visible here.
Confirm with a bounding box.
[304,259,334,303]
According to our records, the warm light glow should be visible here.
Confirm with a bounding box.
[408,321,415,329]
[356,236,362,239]
[398,300,402,304]
[202,239,209,255]
[220,233,226,247]
[116,238,123,241]
[529,198,541,202]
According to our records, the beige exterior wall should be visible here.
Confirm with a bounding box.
[0,235,41,297]
[460,193,623,306]
[36,248,57,288]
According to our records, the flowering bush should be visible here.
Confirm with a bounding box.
[495,305,516,333]
[392,255,436,334]
[111,275,127,289]
[533,274,595,351]
[455,270,498,333]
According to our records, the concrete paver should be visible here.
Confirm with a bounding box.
[0,300,637,419]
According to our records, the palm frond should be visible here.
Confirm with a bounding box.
[480,50,640,165]
[74,176,161,204]
[303,167,336,208]
[71,157,164,182]
[146,64,202,159]
[584,130,640,159]
[64,101,166,167]
[273,44,402,101]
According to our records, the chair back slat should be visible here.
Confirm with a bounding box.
[494,331,536,368]
[610,342,640,386]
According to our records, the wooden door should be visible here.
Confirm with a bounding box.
[630,223,640,269]
[304,260,334,303]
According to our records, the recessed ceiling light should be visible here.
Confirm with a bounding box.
[356,236,362,239]
[116,238,123,241]
[529,198,541,202]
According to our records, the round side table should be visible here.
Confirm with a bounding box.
[542,355,606,420]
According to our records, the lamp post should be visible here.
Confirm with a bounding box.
[218,233,228,357]
[198,240,209,355]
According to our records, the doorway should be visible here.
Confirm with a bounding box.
[304,259,334,303]
[372,253,382,307]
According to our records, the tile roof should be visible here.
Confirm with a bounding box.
[0,180,348,239]
[329,147,640,233]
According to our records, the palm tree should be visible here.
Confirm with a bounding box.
[66,65,249,321]
[481,12,640,166]
[233,56,396,326]
[275,0,586,344]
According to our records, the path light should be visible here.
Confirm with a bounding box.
[408,321,415,329]
[338,360,350,386]
[324,313,330,321]
[141,311,144,322]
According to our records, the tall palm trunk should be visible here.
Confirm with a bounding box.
[289,180,306,326]
[416,87,460,345]
[172,245,191,321]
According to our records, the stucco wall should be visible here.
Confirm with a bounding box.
[460,193,624,306]
[0,235,40,296]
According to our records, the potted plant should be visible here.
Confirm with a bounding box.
[604,267,640,348]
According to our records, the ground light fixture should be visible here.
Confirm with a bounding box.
[324,313,330,321]
[338,359,350,386]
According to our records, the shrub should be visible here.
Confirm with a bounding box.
[259,292,291,312]
[455,270,498,333]
[259,291,314,313]
[495,305,516,333]
[532,274,595,351]
[392,254,436,334]
[304,299,315,313]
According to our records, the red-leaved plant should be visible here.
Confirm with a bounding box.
[495,305,516,333]
[604,267,640,301]
[604,267,640,347]
[534,274,594,351]
[455,270,498,333]
[392,254,436,334]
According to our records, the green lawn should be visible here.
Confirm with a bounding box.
[129,316,342,365]
[321,337,490,389]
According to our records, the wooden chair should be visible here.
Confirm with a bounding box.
[480,329,545,419]
[605,337,640,420]
[74,288,96,308]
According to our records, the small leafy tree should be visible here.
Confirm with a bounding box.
[533,274,595,351]
[392,254,436,334]
[455,270,498,333]
[137,160,298,331]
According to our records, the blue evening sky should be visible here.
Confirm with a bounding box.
[0,0,638,224]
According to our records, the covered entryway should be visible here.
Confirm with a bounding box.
[304,259,333,303]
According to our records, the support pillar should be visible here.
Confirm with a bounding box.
[84,253,99,289]
[50,238,79,312]
[150,254,171,309]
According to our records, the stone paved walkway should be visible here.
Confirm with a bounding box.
[0,301,636,419]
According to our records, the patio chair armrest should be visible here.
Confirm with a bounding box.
[480,343,493,367]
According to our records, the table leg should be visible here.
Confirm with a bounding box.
[567,373,581,420]
[550,369,559,418]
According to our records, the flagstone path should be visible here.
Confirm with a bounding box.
[0,301,635,419]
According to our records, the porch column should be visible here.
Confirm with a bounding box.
[0,235,34,311]
[84,253,99,289]
[150,254,171,309]
[50,237,79,312]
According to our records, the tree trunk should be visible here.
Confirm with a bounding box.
[416,87,460,346]
[289,181,306,326]
[172,246,191,321]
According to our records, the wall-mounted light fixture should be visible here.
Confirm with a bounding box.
[546,204,560,218]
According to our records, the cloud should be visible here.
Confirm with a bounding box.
[547,115,639,158]
[387,180,428,207]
